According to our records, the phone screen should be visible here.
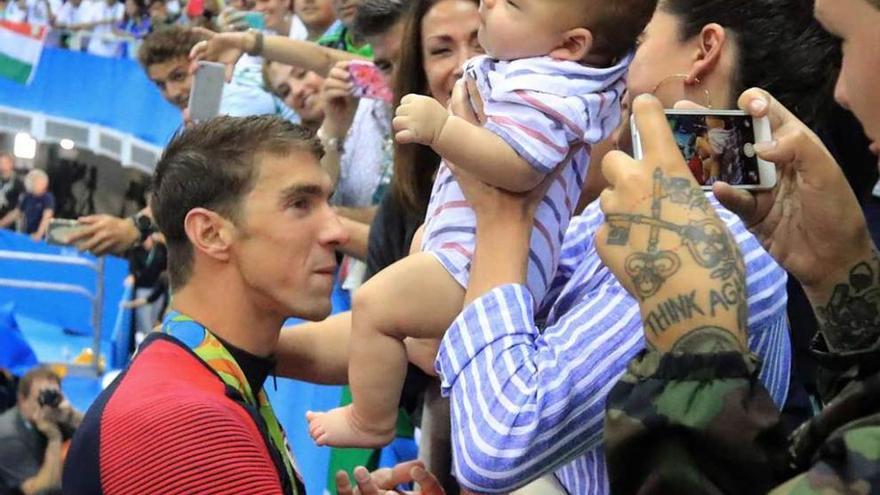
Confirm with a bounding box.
[348,61,392,103]
[666,114,760,187]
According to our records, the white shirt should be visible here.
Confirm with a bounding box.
[3,1,28,22]
[55,0,89,27]
[85,0,123,57]
[24,0,62,25]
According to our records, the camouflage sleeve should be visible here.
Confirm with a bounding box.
[606,349,880,495]
[776,369,880,495]
[604,349,789,495]
[811,328,880,404]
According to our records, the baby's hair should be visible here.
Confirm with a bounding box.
[583,0,658,61]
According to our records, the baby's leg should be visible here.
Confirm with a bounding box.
[307,252,464,448]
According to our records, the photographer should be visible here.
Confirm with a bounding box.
[0,367,82,495]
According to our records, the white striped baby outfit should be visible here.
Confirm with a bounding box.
[421,54,631,301]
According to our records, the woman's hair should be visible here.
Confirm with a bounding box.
[390,0,478,214]
[660,0,840,129]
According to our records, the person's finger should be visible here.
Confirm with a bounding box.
[598,187,617,218]
[189,39,207,60]
[335,471,354,495]
[410,466,443,495]
[327,66,351,83]
[225,64,234,83]
[76,215,100,224]
[737,87,791,131]
[712,182,760,224]
[66,223,99,243]
[600,150,632,188]
[387,460,425,487]
[395,129,417,144]
[672,100,706,111]
[353,466,381,495]
[190,26,216,40]
[630,94,683,167]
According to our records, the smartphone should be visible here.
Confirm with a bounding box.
[46,219,85,246]
[631,109,776,190]
[348,60,392,103]
[189,61,226,123]
[242,11,265,30]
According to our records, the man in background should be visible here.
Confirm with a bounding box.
[0,367,83,495]
[0,153,23,232]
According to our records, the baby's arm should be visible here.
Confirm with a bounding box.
[393,94,543,193]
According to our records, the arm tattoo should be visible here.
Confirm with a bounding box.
[815,254,880,352]
[669,326,743,354]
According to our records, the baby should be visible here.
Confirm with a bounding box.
[307,0,658,447]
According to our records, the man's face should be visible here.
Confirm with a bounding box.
[254,0,290,33]
[332,0,360,28]
[148,1,168,21]
[147,56,192,110]
[296,0,335,33]
[815,0,880,155]
[31,176,48,195]
[18,378,61,424]
[364,20,404,90]
[229,151,348,321]
[0,156,12,177]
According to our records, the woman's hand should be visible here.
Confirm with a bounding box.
[320,61,359,139]
[597,95,747,353]
[188,28,249,82]
[713,88,875,304]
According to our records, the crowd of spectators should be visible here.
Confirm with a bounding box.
[1,0,879,493]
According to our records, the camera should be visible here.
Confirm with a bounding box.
[38,389,62,408]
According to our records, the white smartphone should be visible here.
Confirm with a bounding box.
[188,61,226,122]
[46,219,85,246]
[631,109,776,190]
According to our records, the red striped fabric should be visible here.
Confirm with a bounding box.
[98,341,284,495]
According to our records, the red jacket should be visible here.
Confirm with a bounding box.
[63,333,302,494]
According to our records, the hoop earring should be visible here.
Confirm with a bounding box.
[650,73,713,109]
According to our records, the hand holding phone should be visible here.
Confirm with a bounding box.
[348,60,392,103]
[46,219,86,246]
[189,61,226,123]
[631,109,775,190]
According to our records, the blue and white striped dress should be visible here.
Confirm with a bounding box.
[435,198,791,494]
[422,54,630,302]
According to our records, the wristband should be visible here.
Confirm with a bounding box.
[246,29,264,56]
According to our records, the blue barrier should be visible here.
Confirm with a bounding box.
[0,229,128,340]
[0,47,181,147]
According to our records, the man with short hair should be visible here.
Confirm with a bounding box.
[0,169,54,241]
[0,153,23,232]
[63,116,349,494]
[0,367,83,495]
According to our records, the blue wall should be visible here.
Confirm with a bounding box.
[0,47,182,147]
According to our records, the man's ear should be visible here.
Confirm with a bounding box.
[183,208,234,263]
[688,23,727,83]
[549,27,593,62]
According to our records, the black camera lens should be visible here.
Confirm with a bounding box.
[38,389,62,408]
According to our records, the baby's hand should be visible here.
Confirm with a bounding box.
[393,94,449,146]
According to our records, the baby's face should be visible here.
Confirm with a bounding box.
[478,0,573,60]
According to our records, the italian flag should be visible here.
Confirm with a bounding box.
[0,21,47,85]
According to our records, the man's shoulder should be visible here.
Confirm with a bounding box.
[0,407,21,440]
